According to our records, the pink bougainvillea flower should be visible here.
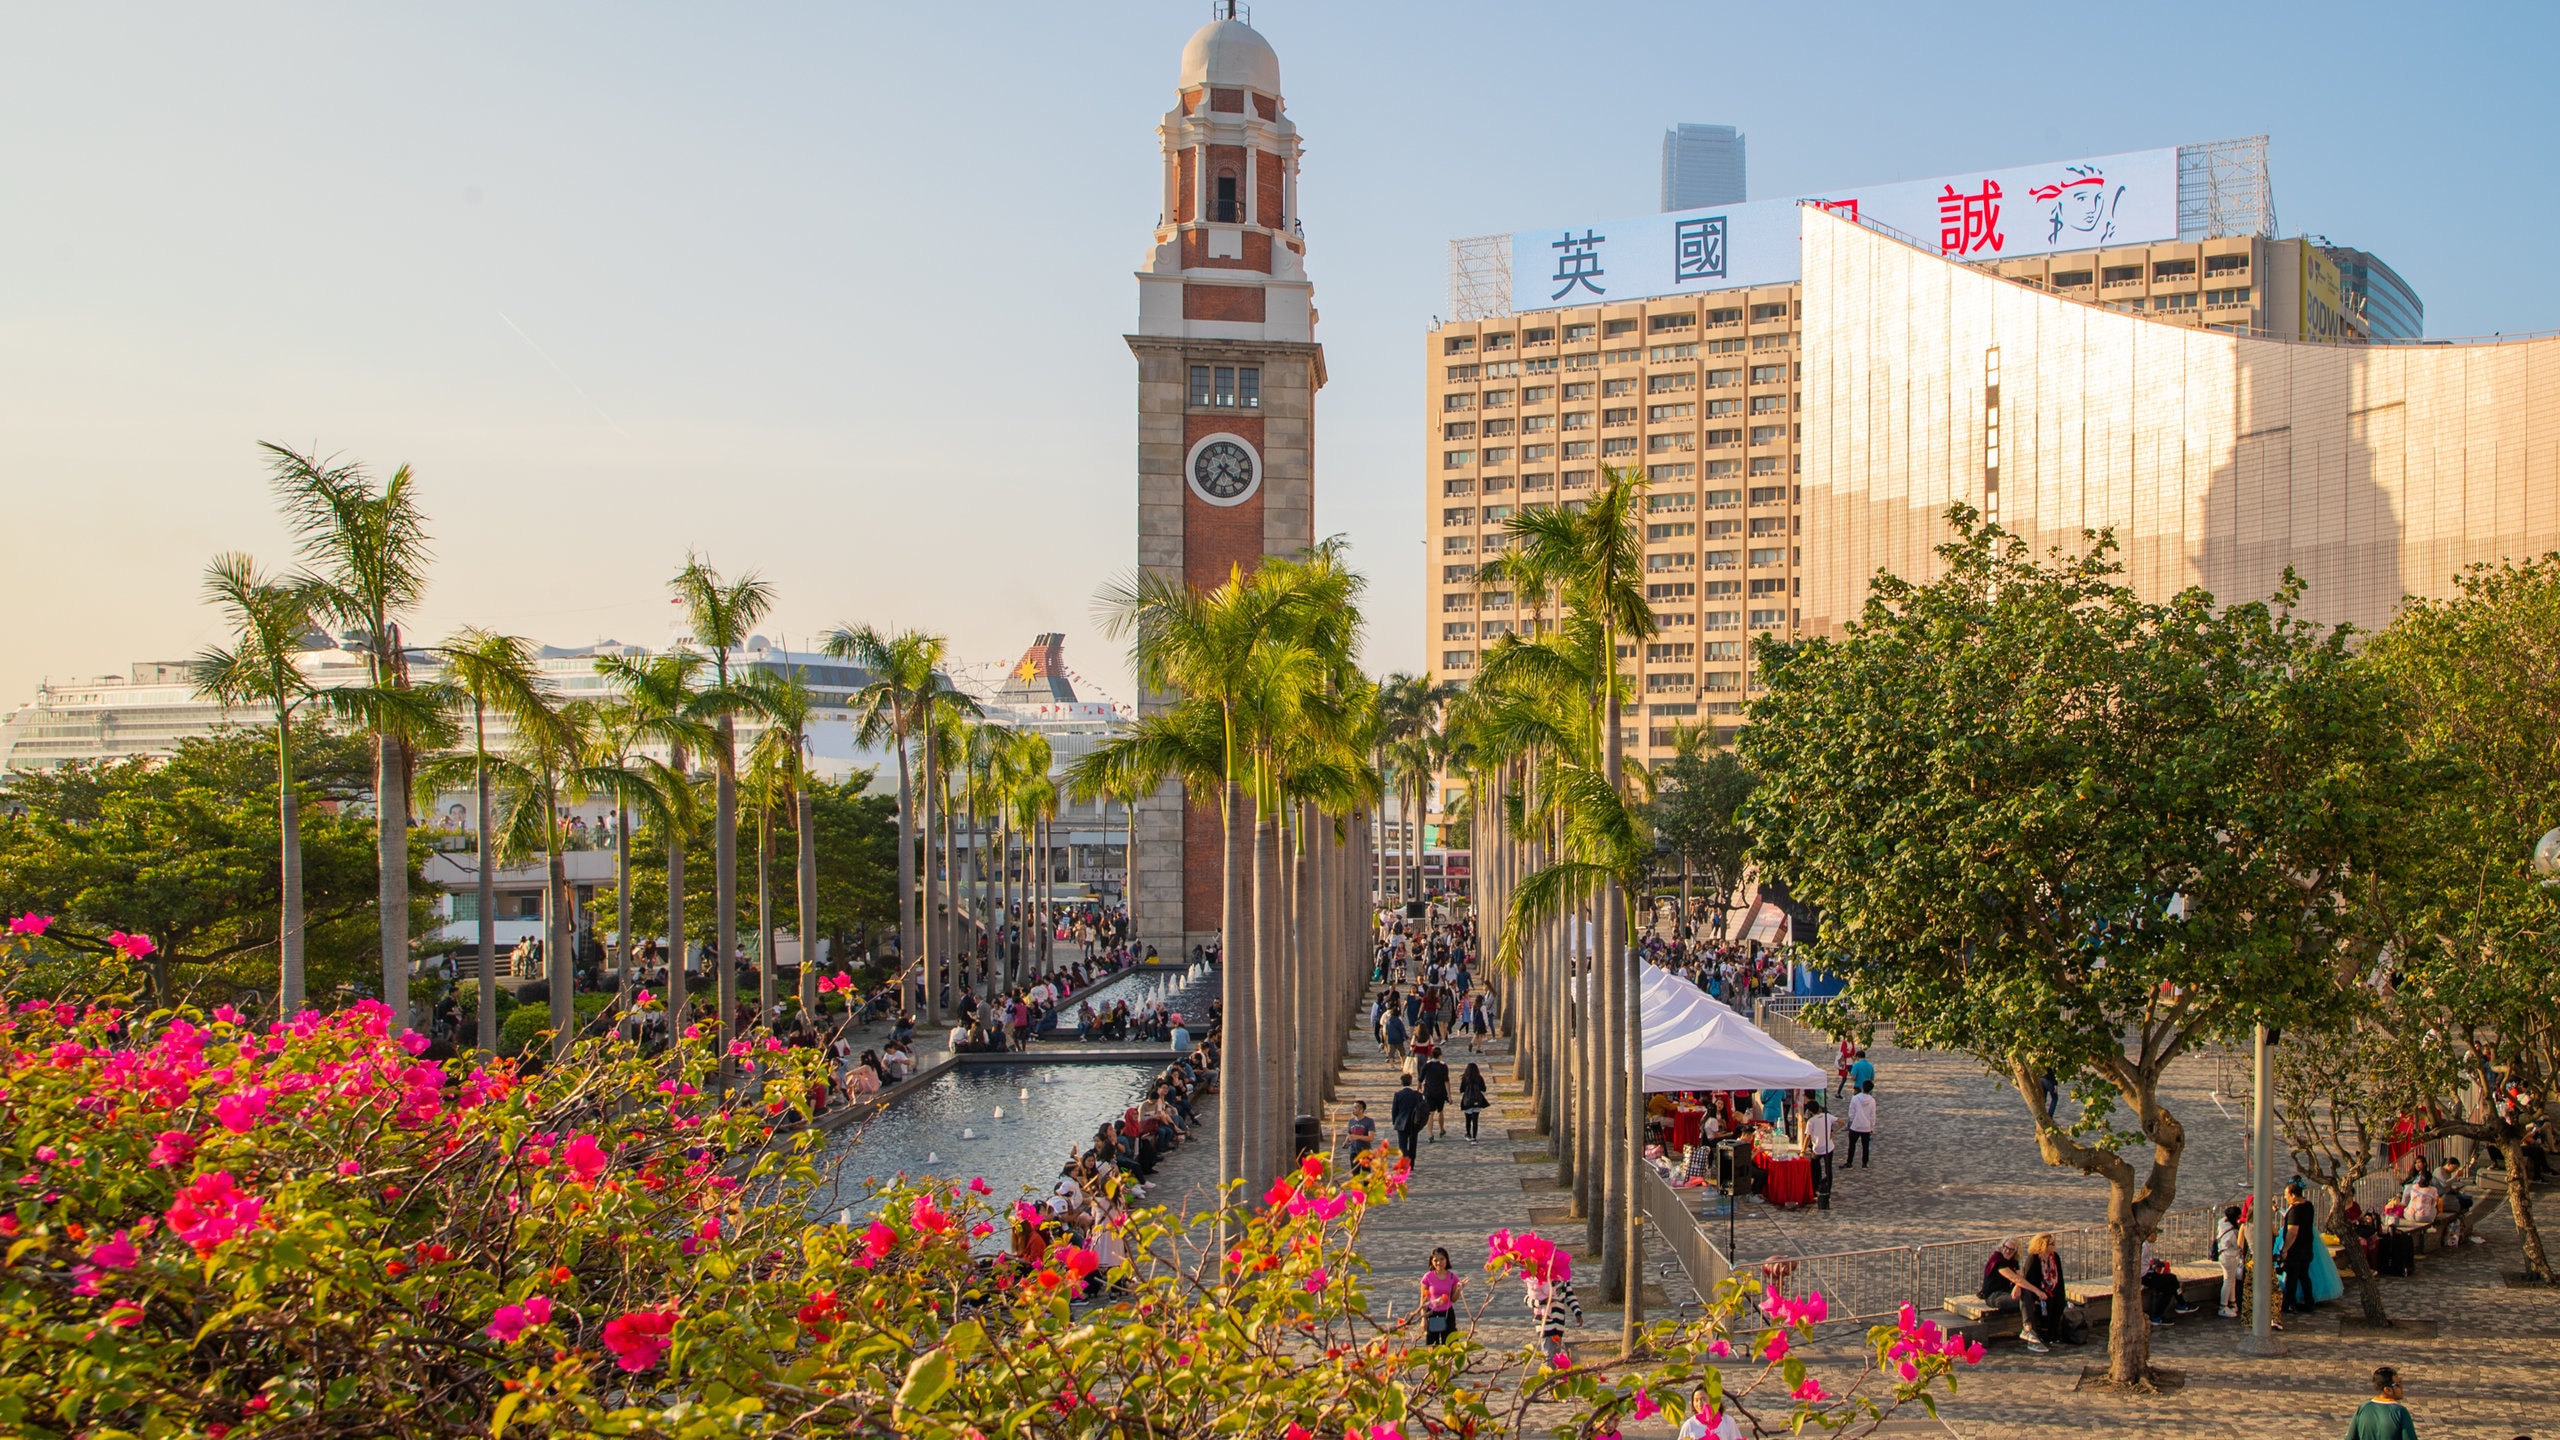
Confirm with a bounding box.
[1299,1154,1324,1180]
[1791,1377,1827,1403]
[1760,1330,1790,1362]
[485,1294,554,1343]
[1368,1426,1403,1440]
[860,1221,896,1266]
[107,930,156,960]
[1264,1174,1297,1206]
[1303,1266,1330,1293]
[146,1131,196,1169]
[967,1176,992,1195]
[7,913,51,936]
[86,1231,139,1271]
[561,1133,609,1185]
[910,1193,955,1236]
[211,1004,240,1024]
[600,1309,677,1372]
[212,1087,273,1134]
[103,1299,145,1329]
[1057,1244,1101,1280]
[166,1171,264,1257]
[634,989,657,1007]
[1898,1359,1919,1382]
[1708,1338,1732,1359]
[1632,1390,1660,1422]
[969,1222,995,1238]
[1285,1426,1313,1440]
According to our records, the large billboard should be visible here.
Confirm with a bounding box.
[1509,147,2179,312]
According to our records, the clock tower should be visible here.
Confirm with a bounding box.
[1129,6,1322,956]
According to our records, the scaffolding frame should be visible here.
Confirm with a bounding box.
[1447,233,1512,321]
[2178,136,2277,240]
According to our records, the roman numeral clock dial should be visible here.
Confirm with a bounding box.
[1186,434,1261,506]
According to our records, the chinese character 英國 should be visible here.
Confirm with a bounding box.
[1550,229,1607,299]
[1674,216,1727,282]
[1938,181,2003,255]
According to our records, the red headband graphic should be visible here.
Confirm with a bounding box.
[2029,176,2106,202]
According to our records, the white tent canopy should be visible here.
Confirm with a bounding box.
[1638,964,1828,1094]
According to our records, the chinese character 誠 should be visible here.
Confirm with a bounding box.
[1549,230,1608,300]
[1674,216,1727,282]
[1937,181,2004,256]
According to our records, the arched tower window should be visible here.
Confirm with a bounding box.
[1215,171,1240,223]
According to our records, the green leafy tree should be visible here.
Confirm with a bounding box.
[0,726,408,1006]
[1648,738,1756,939]
[1739,508,2404,1386]
[2362,554,2560,1282]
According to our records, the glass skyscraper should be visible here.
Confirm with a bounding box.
[1661,123,1746,211]
[2322,246,2425,341]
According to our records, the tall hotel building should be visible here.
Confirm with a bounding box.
[1422,140,2508,771]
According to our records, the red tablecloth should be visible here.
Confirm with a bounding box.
[1757,1152,1813,1207]
[1671,1107,1704,1151]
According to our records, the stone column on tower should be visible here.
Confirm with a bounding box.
[1127,13,1323,957]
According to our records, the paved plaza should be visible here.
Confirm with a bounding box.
[1129,986,2560,1438]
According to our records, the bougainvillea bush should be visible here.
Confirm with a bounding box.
[0,922,1973,1438]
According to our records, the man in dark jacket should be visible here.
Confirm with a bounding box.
[1390,1079,1428,1165]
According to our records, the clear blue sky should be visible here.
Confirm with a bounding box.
[3,1,2551,706]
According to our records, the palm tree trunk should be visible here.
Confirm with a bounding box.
[666,744,689,1042]
[716,713,740,1071]
[378,731,410,1026]
[1219,774,1252,1214]
[895,733,921,1025]
[276,706,306,1015]
[999,814,1015,994]
[476,714,498,1052]
[549,818,572,1062]
[796,786,819,1016]
[757,799,775,1027]
[1255,797,1285,1188]
[615,796,633,1011]
[931,722,952,1024]
[941,773,960,999]
[1293,803,1314,1117]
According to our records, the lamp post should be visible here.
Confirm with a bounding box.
[2238,1022,2284,1356]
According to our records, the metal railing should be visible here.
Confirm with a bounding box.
[1640,1164,1731,1298]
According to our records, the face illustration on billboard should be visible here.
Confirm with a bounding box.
[2030,163,2126,246]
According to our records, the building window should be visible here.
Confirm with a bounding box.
[2101,264,2141,287]
[1523,385,1554,403]
[1562,381,1595,399]
[1196,365,1260,407]
[1603,319,1639,338]
[1443,421,1476,441]
[1445,363,1480,381]
[1748,456,1782,476]
[1646,642,1696,663]
[2205,286,2252,307]
[1749,364,1785,384]
[1441,650,1475,670]
[1522,326,1556,344]
[1646,552,1696,573]
[1706,399,1741,418]
[2206,252,2249,275]
[2052,269,2094,288]
[2153,258,2197,281]
[1749,425,1784,446]
[1705,427,1742,447]
[1563,323,1596,342]
[2153,292,2197,312]
[1442,592,1474,611]
[1482,388,1512,407]
[1749,394,1787,413]
[1443,450,1474,469]
[1442,565,1476,583]
[1704,488,1741,508]
[1521,472,1554,490]
[1442,622,1475,640]
[1483,504,1513,522]
[1644,672,1698,692]
[1442,478,1475,496]
[1522,443,1554,460]
[1442,507,1475,527]
[1442,392,1475,412]
[1706,368,1740,387]
[1645,433,1692,453]
[1707,307,1742,327]
[1650,313,1696,332]
[1648,403,1695,422]
[1749,608,1787,627]
[1482,417,1513,435]
[1444,336,1476,355]
[1522,415,1553,433]
[1562,469,1594,488]
[1647,464,1694,485]
[1603,436,1638,456]
[1647,522,1696,541]
[1603,406,1636,426]
[1561,411,1593,430]
[1750,302,1791,323]
[1702,549,1738,570]
[1442,536,1474,554]
[1647,581,1697,600]
[1648,342,1699,362]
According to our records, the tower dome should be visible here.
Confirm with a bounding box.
[1178,17,1281,95]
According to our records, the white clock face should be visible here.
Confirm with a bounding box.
[1186,433,1262,507]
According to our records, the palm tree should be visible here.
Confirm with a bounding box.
[595,649,712,1035]
[831,627,942,1020]
[431,629,551,1052]
[742,669,820,1018]
[192,555,322,1014]
[267,443,443,1027]
[670,556,774,1065]
[569,686,691,1013]
[1003,729,1057,988]
[1485,463,1657,1346]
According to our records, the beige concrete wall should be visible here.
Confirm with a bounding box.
[1801,207,2560,638]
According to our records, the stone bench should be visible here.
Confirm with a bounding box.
[1944,1262,2224,1342]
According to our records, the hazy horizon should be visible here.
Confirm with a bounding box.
[4,1,2551,711]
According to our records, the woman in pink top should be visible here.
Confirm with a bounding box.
[1418,1246,1464,1344]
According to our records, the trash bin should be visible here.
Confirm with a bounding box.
[1294,1114,1323,1161]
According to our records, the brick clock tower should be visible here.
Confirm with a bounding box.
[1128,7,1323,956]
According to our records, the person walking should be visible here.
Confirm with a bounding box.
[1391,1075,1427,1166]
[1845,1081,1876,1168]
[1847,1047,1875,1094]
[1420,1046,1451,1141]
[1342,1100,1377,1164]
[2342,1366,2419,1440]
[1418,1247,1465,1345]
[1384,1008,1409,1061]
[2213,1203,2245,1318]
[1801,1098,1838,1201]
[1459,1061,1490,1142]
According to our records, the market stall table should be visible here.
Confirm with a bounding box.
[1755,1144,1814,1208]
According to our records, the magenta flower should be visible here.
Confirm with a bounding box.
[967,1176,992,1195]
[1303,1266,1330,1293]
[561,1133,609,1185]
[1632,1390,1660,1421]
[7,913,51,936]
[1791,1377,1827,1403]
[106,930,156,960]
[600,1309,676,1372]
[167,1171,264,1257]
[212,1086,273,1133]
[486,1294,554,1343]
[147,1131,196,1168]
[86,1231,140,1271]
